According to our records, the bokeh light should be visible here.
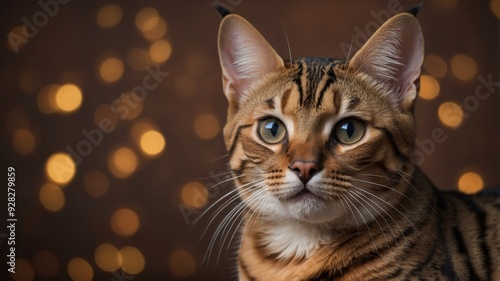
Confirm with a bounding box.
[55,83,83,113]
[419,75,440,100]
[450,54,477,81]
[149,40,172,63]
[438,102,464,129]
[127,48,153,71]
[142,18,168,41]
[12,128,36,155]
[174,75,197,97]
[135,7,160,32]
[45,152,76,185]
[111,208,140,236]
[33,250,60,278]
[37,84,60,114]
[7,25,28,52]
[423,54,447,78]
[94,104,119,127]
[96,4,123,28]
[131,120,158,143]
[115,92,144,120]
[108,147,138,178]
[120,246,145,275]
[11,258,34,281]
[458,172,484,194]
[99,57,124,83]
[491,0,500,19]
[194,113,220,140]
[185,53,211,76]
[67,258,93,281]
[95,243,122,272]
[39,183,65,212]
[168,250,196,278]
[139,130,166,156]
[181,181,208,209]
[83,170,109,198]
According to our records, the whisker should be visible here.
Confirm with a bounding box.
[350,187,401,242]
[352,177,433,220]
[337,194,361,235]
[348,191,386,250]
[279,18,293,64]
[344,193,375,244]
[395,169,437,215]
[350,183,423,240]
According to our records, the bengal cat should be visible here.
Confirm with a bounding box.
[213,5,500,280]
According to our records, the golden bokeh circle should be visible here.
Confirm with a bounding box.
[45,152,76,185]
[108,147,138,178]
[120,246,145,275]
[438,102,463,129]
[67,258,93,281]
[12,128,36,155]
[99,57,124,83]
[139,130,166,156]
[450,54,477,81]
[55,84,83,113]
[111,208,140,236]
[194,113,220,140]
[95,243,122,272]
[458,172,484,194]
[419,75,440,100]
[11,258,34,281]
[149,40,172,63]
[181,181,208,209]
[423,54,447,78]
[39,183,65,212]
[168,250,196,278]
[97,4,123,28]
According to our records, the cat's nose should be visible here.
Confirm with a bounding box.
[289,160,321,184]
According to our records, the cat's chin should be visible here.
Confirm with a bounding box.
[281,194,344,224]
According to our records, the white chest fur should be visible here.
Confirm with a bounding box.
[261,222,331,260]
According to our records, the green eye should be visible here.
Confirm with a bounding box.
[334,119,365,145]
[258,118,287,144]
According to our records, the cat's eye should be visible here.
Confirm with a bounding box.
[334,119,365,145]
[258,118,287,144]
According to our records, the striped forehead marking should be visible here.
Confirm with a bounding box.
[291,57,344,108]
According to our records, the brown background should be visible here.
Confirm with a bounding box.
[1,0,499,280]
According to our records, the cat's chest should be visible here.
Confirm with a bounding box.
[260,222,331,260]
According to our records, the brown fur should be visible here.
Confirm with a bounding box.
[216,8,500,281]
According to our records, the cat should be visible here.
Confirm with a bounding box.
[214,4,500,280]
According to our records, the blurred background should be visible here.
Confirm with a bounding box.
[1,0,499,280]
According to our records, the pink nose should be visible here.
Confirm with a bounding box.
[289,160,321,183]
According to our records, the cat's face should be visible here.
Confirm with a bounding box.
[218,13,423,226]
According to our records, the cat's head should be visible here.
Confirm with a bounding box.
[217,10,423,226]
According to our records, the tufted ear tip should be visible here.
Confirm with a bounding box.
[213,2,232,19]
[406,3,422,17]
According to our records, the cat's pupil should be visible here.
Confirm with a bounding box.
[265,121,279,137]
[341,122,355,138]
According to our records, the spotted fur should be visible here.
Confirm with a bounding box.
[215,7,500,281]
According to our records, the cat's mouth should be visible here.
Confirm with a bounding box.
[286,186,322,202]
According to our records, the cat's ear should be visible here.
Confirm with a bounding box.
[349,13,424,111]
[218,15,284,114]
